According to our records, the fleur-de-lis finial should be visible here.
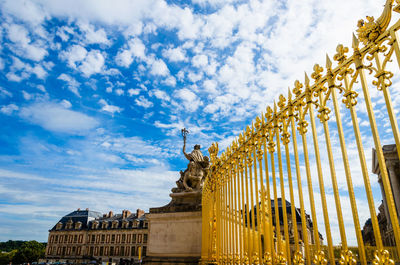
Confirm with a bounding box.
[333,44,349,64]
[311,64,324,81]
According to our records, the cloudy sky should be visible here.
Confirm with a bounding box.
[0,0,399,245]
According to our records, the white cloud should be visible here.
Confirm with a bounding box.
[176,88,202,112]
[162,47,187,62]
[60,44,88,68]
[60,99,72,108]
[135,95,153,108]
[115,88,124,96]
[192,54,208,68]
[149,58,169,76]
[7,23,48,61]
[22,90,32,100]
[79,50,105,77]
[0,87,13,98]
[98,99,122,114]
[150,89,171,102]
[19,102,98,134]
[77,21,110,45]
[0,104,19,115]
[115,38,146,67]
[57,73,80,97]
[128,88,140,96]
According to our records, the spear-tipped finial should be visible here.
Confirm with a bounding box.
[304,72,310,86]
[288,87,292,100]
[273,100,277,113]
[352,33,359,49]
[326,53,332,69]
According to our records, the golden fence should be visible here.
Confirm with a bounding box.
[201,0,400,264]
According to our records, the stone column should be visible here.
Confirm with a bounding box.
[386,160,400,218]
[378,176,392,228]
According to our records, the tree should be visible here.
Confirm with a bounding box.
[12,241,45,264]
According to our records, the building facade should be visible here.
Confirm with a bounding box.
[45,208,148,264]
[363,144,400,246]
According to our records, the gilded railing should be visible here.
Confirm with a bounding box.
[201,0,400,264]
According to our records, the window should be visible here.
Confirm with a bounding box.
[53,247,56,255]
[47,247,51,255]
[131,246,136,256]
[89,247,94,256]
[138,234,142,243]
[55,235,59,243]
[62,247,66,256]
[105,246,109,256]
[64,236,68,243]
[75,221,82,230]
[120,246,124,256]
[67,247,71,255]
[101,235,105,243]
[77,246,81,256]
[99,246,104,256]
[116,234,120,243]
[78,234,83,243]
[111,234,115,243]
[132,234,136,243]
[143,234,148,243]
[106,235,110,243]
[91,235,95,243]
[94,247,98,256]
[74,235,77,243]
[142,246,146,256]
[112,220,119,229]
[110,246,114,256]
[69,235,73,243]
[102,221,108,229]
[72,246,76,255]
[91,221,99,229]
[56,222,63,230]
[96,235,100,243]
[127,234,131,243]
[57,247,61,255]
[122,234,126,243]
[144,222,148,229]
[115,247,119,256]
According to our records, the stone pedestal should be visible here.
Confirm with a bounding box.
[145,191,202,265]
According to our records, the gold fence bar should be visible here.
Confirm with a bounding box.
[289,89,311,265]
[252,126,263,263]
[228,158,234,263]
[353,34,400,253]
[329,60,367,265]
[389,29,400,162]
[275,104,291,265]
[244,138,252,262]
[246,127,257,262]
[280,92,301,258]
[232,148,240,263]
[306,73,334,265]
[295,85,321,253]
[262,121,275,265]
[238,151,247,263]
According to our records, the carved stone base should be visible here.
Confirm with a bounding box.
[146,211,202,264]
[149,190,202,213]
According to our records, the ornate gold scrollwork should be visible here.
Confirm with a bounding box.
[372,249,395,265]
[313,250,328,265]
[339,249,357,265]
[252,252,260,265]
[275,251,287,265]
[242,252,250,264]
[293,251,305,265]
[356,0,393,45]
[263,252,272,265]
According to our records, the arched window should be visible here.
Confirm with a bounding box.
[91,221,99,229]
[102,221,108,229]
[122,221,129,228]
[66,219,73,229]
[112,220,119,229]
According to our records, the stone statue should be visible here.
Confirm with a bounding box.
[172,128,210,193]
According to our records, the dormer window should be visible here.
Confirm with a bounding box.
[122,221,129,228]
[66,219,73,229]
[75,221,82,230]
[133,220,139,228]
[56,222,63,230]
[102,221,108,229]
[112,220,119,229]
[91,221,99,229]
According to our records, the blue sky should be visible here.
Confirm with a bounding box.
[0,0,398,245]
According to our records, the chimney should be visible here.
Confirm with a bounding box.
[77,208,81,211]
[136,209,145,218]
[86,208,89,211]
[108,211,114,218]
